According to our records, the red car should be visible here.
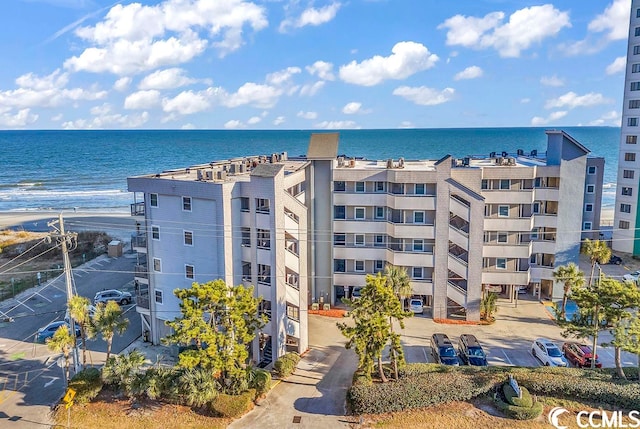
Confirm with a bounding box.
[562,342,602,368]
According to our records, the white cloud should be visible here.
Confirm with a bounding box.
[544,92,613,109]
[113,76,132,91]
[439,5,571,57]
[280,2,341,32]
[520,98,531,104]
[139,68,197,90]
[224,119,246,129]
[454,65,483,80]
[124,90,161,109]
[342,102,362,114]
[540,75,564,87]
[297,110,318,119]
[221,83,283,109]
[399,121,414,128]
[587,110,621,126]
[162,89,211,115]
[247,116,261,124]
[315,120,359,129]
[181,123,196,129]
[531,110,567,125]
[339,41,439,86]
[606,56,627,75]
[588,0,631,41]
[299,81,325,96]
[62,111,149,129]
[306,61,335,81]
[51,113,63,121]
[90,103,112,116]
[65,0,268,75]
[392,86,455,106]
[0,109,38,128]
[273,116,285,125]
[266,67,301,86]
[15,69,68,90]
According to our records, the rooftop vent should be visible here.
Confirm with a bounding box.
[398,157,405,168]
[517,149,524,156]
[386,158,394,169]
[337,156,345,167]
[531,149,538,157]
[204,170,214,180]
[281,152,288,161]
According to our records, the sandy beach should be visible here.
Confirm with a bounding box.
[0,210,137,242]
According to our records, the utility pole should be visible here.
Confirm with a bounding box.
[48,214,79,376]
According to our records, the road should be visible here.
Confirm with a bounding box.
[0,253,140,429]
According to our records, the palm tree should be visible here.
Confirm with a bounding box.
[68,295,94,368]
[581,239,611,287]
[480,292,498,321]
[384,264,412,310]
[92,301,129,362]
[102,350,146,394]
[552,263,585,319]
[47,325,75,384]
[178,367,219,407]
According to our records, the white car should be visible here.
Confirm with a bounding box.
[409,299,424,314]
[531,338,568,367]
[623,270,640,283]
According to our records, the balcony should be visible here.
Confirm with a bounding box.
[136,292,149,310]
[131,233,147,252]
[134,264,148,280]
[447,282,467,307]
[130,202,145,216]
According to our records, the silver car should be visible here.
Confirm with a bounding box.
[94,289,132,305]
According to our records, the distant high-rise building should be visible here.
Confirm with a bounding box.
[613,1,640,254]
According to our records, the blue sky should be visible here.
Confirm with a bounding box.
[0,0,632,129]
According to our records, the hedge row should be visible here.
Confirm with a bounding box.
[274,352,301,378]
[209,389,256,418]
[250,369,272,398]
[68,368,103,404]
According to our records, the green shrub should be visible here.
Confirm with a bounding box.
[68,367,102,404]
[503,383,533,408]
[494,396,543,420]
[250,369,272,397]
[274,352,301,378]
[209,389,256,418]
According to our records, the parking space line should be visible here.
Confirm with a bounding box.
[422,347,429,362]
[501,349,513,365]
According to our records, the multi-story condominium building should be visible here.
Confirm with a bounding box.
[128,130,602,361]
[614,0,640,255]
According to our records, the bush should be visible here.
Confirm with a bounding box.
[274,352,301,378]
[494,395,543,420]
[209,389,256,418]
[503,383,533,408]
[68,367,102,404]
[249,369,272,397]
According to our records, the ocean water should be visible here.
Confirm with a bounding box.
[0,127,621,212]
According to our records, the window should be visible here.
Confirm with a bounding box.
[184,230,193,246]
[586,184,595,193]
[620,220,631,229]
[624,169,635,179]
[636,27,640,37]
[631,100,640,109]
[241,227,251,246]
[355,260,365,272]
[182,196,192,211]
[499,179,510,190]
[375,206,385,219]
[587,166,596,175]
[355,207,365,220]
[286,303,299,321]
[151,226,160,240]
[635,46,640,55]
[412,267,423,279]
[531,228,539,240]
[355,234,365,246]
[497,232,508,243]
[375,260,384,272]
[242,262,251,282]
[637,8,640,18]
[257,229,270,249]
[150,193,158,207]
[626,153,637,162]
[498,205,509,217]
[258,264,271,285]
[355,182,365,192]
[629,118,639,127]
[532,202,540,214]
[334,181,346,192]
[481,179,488,190]
[621,203,632,213]
[623,187,634,196]
[583,222,592,231]
[334,259,346,272]
[153,258,161,272]
[256,198,270,213]
[240,197,250,212]
[634,64,640,73]
[185,264,194,279]
[375,181,385,192]
[415,183,425,195]
[632,82,640,91]
[413,239,424,251]
[534,177,542,188]
[585,203,593,212]
[374,235,385,247]
[155,290,163,304]
[334,205,346,219]
[496,258,507,269]
[334,233,346,246]
[414,211,425,223]
[627,135,638,144]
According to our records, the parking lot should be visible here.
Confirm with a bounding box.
[400,294,638,368]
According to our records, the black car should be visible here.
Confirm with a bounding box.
[607,255,622,265]
[430,333,460,366]
[458,334,488,366]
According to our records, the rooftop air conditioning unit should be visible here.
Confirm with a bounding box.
[398,157,405,168]
[281,152,288,161]
[216,171,227,180]
[386,158,394,169]
[507,158,516,165]
[349,158,356,168]
[204,170,214,180]
[496,157,504,165]
[271,154,278,163]
[337,156,345,167]
[197,170,203,180]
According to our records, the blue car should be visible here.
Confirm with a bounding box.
[458,334,488,366]
[35,321,81,343]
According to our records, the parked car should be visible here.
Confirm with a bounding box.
[36,320,81,343]
[562,342,602,368]
[351,287,362,301]
[458,334,488,366]
[531,338,568,367]
[623,270,640,283]
[431,333,460,366]
[516,285,528,294]
[607,255,623,265]
[409,299,424,314]
[94,289,132,305]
